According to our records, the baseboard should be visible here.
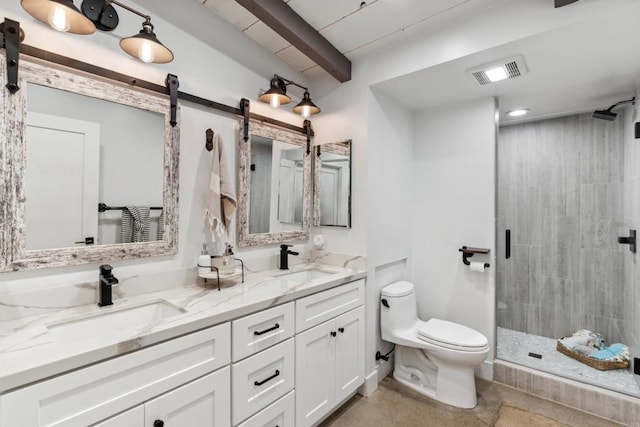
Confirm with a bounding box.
[359,369,379,397]
[476,359,493,381]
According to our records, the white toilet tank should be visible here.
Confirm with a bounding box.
[381,281,418,341]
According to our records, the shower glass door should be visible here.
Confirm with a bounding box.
[496,110,639,396]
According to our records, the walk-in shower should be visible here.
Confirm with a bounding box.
[496,107,640,397]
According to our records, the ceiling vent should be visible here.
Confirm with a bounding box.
[467,55,528,86]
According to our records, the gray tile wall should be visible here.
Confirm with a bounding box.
[497,112,627,344]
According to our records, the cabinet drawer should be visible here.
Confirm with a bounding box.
[236,390,294,427]
[232,302,294,362]
[232,338,294,425]
[295,279,364,333]
[0,323,230,427]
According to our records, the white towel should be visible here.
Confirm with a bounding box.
[205,133,237,242]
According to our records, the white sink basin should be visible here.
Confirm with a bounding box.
[277,268,335,283]
[47,300,186,338]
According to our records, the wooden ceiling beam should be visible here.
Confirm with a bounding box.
[555,0,579,8]
[235,0,352,82]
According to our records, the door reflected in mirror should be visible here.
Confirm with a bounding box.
[249,136,304,233]
[237,120,311,247]
[25,83,165,250]
[313,140,352,228]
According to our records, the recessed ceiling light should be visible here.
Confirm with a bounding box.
[506,109,530,117]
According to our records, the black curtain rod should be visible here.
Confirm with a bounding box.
[17,43,307,135]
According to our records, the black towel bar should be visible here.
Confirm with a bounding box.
[98,203,163,212]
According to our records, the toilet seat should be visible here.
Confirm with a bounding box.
[417,319,488,351]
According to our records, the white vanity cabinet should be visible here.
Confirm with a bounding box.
[0,275,367,427]
[294,280,365,427]
[0,323,231,427]
[231,302,295,426]
[94,368,230,427]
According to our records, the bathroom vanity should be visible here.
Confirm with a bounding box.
[0,264,365,427]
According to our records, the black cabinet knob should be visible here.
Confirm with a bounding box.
[330,331,337,337]
[154,420,164,427]
[338,327,345,333]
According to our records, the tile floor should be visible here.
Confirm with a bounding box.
[320,377,626,426]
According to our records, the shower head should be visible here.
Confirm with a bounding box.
[592,108,617,121]
[592,97,635,121]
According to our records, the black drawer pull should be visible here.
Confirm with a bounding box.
[338,327,345,333]
[153,421,164,427]
[330,331,337,337]
[254,369,280,386]
[254,323,280,336]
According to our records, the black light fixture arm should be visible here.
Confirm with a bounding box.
[104,0,150,21]
[274,73,308,92]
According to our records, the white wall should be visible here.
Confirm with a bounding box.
[366,89,415,382]
[412,98,497,377]
[0,2,310,290]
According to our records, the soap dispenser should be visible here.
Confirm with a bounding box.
[197,243,211,276]
[220,243,235,274]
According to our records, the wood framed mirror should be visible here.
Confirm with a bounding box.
[0,56,180,271]
[236,119,311,247]
[313,140,352,228]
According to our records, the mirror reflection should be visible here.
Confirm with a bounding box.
[0,58,179,272]
[249,136,304,234]
[313,140,352,228]
[25,83,165,250]
[237,120,311,247]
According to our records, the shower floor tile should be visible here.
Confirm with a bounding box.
[497,327,640,397]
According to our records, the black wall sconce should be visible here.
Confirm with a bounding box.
[259,74,320,118]
[20,0,173,63]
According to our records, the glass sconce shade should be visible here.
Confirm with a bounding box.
[21,0,96,34]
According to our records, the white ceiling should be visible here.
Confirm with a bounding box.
[198,0,507,78]
[148,0,640,125]
[373,0,640,124]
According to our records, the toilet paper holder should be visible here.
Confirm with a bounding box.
[459,246,490,268]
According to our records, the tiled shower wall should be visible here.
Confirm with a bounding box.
[497,112,627,344]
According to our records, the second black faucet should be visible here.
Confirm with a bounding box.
[279,244,299,270]
[98,264,119,307]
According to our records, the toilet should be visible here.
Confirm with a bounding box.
[380,281,489,408]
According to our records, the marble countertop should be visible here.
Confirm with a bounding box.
[0,263,366,394]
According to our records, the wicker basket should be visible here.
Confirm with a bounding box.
[556,340,629,371]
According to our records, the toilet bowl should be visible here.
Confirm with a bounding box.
[380,281,489,408]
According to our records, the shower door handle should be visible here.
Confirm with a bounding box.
[505,229,511,259]
[618,229,636,253]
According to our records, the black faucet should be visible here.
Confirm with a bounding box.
[98,264,119,307]
[279,244,299,270]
